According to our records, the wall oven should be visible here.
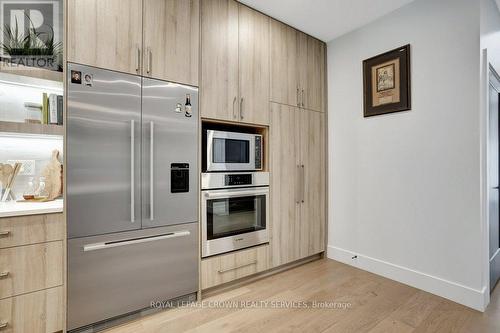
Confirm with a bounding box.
[205,130,263,172]
[201,172,269,257]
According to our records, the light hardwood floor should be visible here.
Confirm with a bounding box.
[103,259,500,333]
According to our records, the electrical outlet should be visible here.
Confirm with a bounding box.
[7,160,36,175]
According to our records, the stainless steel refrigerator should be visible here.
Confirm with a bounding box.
[66,63,199,332]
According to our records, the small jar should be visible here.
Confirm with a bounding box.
[35,177,49,200]
[23,177,36,200]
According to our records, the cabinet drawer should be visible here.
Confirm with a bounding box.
[0,242,63,299]
[0,214,64,249]
[201,244,269,289]
[0,287,63,333]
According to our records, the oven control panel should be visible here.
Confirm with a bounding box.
[225,174,252,186]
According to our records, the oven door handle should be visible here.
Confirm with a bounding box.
[204,189,269,199]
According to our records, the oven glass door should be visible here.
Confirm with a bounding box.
[206,192,266,240]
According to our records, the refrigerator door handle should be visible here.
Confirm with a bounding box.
[130,120,135,223]
[82,231,191,252]
[150,121,154,221]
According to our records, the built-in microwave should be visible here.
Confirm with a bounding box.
[205,130,263,172]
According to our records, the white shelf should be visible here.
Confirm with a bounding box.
[0,198,63,218]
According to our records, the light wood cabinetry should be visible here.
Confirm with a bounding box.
[299,110,326,257]
[200,0,239,122]
[201,0,269,125]
[0,287,63,333]
[0,214,64,249]
[68,0,199,85]
[270,19,325,112]
[270,103,326,267]
[201,244,269,289]
[67,0,143,75]
[269,103,301,267]
[0,213,64,332]
[306,37,326,113]
[269,20,299,108]
[238,5,270,125]
[0,242,63,299]
[143,0,199,85]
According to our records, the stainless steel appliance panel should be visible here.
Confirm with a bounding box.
[67,63,142,238]
[202,186,269,257]
[141,78,198,228]
[201,172,269,190]
[67,222,199,331]
[206,130,262,172]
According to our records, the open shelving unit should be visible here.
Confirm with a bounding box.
[0,120,63,136]
[0,64,63,83]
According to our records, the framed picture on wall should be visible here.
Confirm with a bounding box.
[363,44,411,117]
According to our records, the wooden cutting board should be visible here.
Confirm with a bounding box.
[0,164,14,188]
[41,150,63,200]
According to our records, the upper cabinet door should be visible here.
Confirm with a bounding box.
[67,0,143,75]
[200,0,239,122]
[305,37,325,112]
[299,109,326,258]
[238,5,270,125]
[270,19,299,108]
[297,31,308,109]
[143,0,199,86]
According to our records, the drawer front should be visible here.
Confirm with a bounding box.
[0,242,63,299]
[68,223,198,331]
[201,244,269,289]
[0,214,64,249]
[0,287,63,333]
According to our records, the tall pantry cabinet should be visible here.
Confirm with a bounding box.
[67,0,199,86]
[269,18,327,267]
[269,103,326,267]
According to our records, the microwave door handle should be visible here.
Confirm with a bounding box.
[150,121,154,221]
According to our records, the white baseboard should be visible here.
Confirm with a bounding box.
[327,245,487,311]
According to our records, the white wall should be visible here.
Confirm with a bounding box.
[327,0,485,310]
[480,0,500,308]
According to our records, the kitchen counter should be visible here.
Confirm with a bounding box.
[0,199,63,218]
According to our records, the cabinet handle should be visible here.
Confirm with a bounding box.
[240,97,244,120]
[0,322,7,329]
[296,165,301,204]
[301,89,305,108]
[301,164,305,203]
[146,48,152,75]
[136,47,141,73]
[218,260,257,273]
[297,87,300,107]
[232,96,237,119]
[0,272,9,278]
[0,231,9,237]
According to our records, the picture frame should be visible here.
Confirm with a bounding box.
[363,44,411,117]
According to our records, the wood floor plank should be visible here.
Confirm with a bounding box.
[101,259,500,333]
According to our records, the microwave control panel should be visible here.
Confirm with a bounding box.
[225,174,252,186]
[255,135,262,170]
